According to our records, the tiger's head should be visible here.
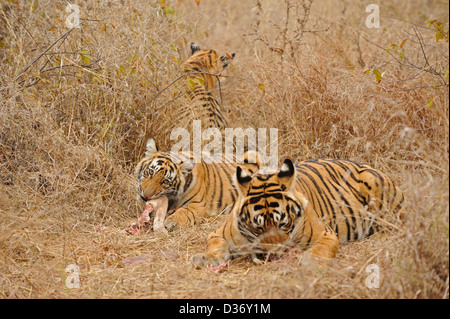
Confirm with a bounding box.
[234,159,307,255]
[184,43,235,91]
[135,138,194,208]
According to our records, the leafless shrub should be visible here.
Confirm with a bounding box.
[246,0,323,61]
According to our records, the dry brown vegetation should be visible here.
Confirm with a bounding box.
[0,0,448,299]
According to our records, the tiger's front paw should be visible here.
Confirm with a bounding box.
[164,214,182,231]
[164,208,195,231]
[190,253,215,268]
[190,253,230,273]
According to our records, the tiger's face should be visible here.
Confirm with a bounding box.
[235,159,306,254]
[185,43,235,91]
[135,138,194,206]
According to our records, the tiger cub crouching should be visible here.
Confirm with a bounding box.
[186,43,235,95]
[176,43,235,130]
[135,138,259,231]
[191,157,404,268]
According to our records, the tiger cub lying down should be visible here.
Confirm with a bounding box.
[192,157,404,269]
[129,138,261,233]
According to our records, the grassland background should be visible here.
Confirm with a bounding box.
[0,0,448,298]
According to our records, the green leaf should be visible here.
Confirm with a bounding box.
[80,50,91,65]
[164,7,174,15]
[92,75,102,84]
[400,39,407,48]
[195,76,204,86]
[436,30,444,42]
[425,95,433,109]
[373,69,382,83]
[187,79,196,90]
[170,56,180,65]
[116,65,126,78]
[257,83,266,92]
[426,19,437,27]
[399,48,405,61]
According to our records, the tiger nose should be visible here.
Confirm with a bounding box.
[259,227,289,244]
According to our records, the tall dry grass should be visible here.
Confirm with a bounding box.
[0,0,448,298]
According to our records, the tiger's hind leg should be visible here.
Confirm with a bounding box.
[357,169,405,237]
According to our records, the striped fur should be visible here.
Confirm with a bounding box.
[135,138,256,231]
[192,158,404,266]
[168,43,235,133]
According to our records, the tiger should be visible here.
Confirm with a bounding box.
[191,157,404,268]
[184,43,235,97]
[160,43,235,143]
[134,138,258,231]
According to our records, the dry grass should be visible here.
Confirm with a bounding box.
[0,0,448,299]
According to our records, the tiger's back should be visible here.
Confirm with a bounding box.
[294,159,404,243]
[160,43,234,144]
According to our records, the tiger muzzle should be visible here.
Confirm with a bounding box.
[258,227,289,253]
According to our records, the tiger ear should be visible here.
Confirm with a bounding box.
[145,138,158,157]
[180,160,195,177]
[236,166,252,196]
[240,150,261,175]
[277,159,296,191]
[220,52,235,68]
[190,43,201,55]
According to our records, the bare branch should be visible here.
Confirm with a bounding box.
[14,26,81,81]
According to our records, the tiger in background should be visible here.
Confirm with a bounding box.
[191,156,404,268]
[160,43,235,140]
[134,138,259,231]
